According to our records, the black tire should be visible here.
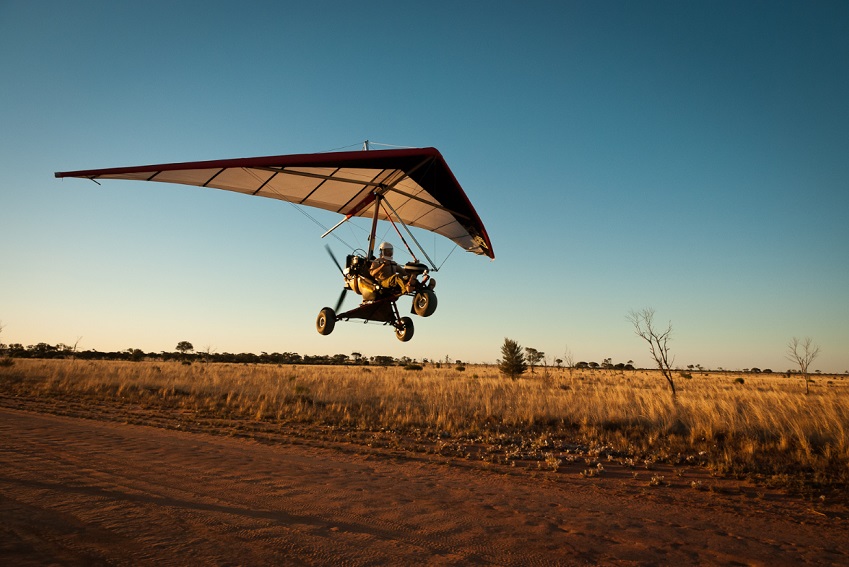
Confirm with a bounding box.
[413,289,438,317]
[395,316,414,342]
[316,307,336,335]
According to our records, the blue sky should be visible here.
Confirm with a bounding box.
[2,1,847,371]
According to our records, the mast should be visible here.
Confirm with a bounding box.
[366,192,382,259]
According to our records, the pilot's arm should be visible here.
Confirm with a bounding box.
[369,259,387,279]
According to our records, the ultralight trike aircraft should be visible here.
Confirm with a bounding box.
[55,145,494,341]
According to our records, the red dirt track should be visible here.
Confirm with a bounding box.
[1,408,847,566]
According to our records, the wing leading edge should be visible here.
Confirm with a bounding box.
[55,147,494,259]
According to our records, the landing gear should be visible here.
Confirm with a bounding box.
[412,289,437,317]
[394,316,414,342]
[316,307,336,335]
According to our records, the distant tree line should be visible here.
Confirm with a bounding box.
[574,360,636,371]
[0,342,425,367]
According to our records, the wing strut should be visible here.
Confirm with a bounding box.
[381,198,438,270]
[321,191,377,239]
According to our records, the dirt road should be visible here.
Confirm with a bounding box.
[1,408,846,566]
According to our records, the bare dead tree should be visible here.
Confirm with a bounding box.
[70,336,82,359]
[785,337,820,395]
[627,308,677,397]
[563,345,574,377]
[200,344,217,363]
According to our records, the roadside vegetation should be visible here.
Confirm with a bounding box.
[1,358,846,496]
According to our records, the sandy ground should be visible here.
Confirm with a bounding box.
[1,408,847,566]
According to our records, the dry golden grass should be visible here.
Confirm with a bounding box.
[2,359,847,491]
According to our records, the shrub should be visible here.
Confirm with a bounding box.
[733,377,745,385]
[498,338,527,379]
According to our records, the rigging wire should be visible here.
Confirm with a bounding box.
[282,200,354,250]
[323,140,418,153]
[437,243,459,271]
[380,200,418,262]
[364,141,417,149]
[321,142,364,153]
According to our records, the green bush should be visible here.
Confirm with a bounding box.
[499,338,527,379]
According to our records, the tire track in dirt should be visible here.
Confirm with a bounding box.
[1,407,847,566]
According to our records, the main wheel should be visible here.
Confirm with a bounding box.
[394,316,414,342]
[413,289,438,317]
[316,307,336,335]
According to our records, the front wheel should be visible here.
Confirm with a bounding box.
[394,316,414,342]
[413,289,437,317]
[316,307,336,335]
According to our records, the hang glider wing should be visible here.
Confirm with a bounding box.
[55,147,494,259]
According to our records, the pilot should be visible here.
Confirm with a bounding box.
[369,242,411,293]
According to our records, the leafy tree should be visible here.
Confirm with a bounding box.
[29,343,59,358]
[175,341,194,355]
[372,355,395,366]
[499,338,527,380]
[525,347,543,373]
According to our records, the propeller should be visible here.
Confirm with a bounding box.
[326,245,349,313]
[325,244,344,275]
[334,287,348,313]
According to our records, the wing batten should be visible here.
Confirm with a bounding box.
[252,170,277,195]
[297,166,337,205]
[203,168,225,188]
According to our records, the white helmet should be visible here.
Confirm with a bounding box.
[379,242,394,256]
